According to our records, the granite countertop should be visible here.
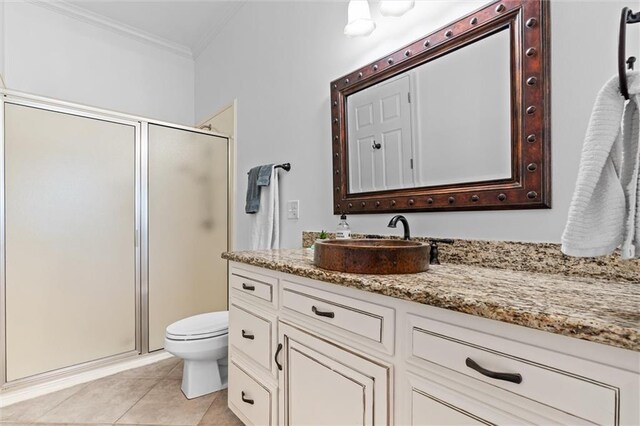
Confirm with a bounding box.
[222,249,640,352]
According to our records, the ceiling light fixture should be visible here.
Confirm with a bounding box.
[379,0,415,17]
[344,0,376,37]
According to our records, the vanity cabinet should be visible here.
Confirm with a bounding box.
[227,262,640,426]
[277,322,389,426]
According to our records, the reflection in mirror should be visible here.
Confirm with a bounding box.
[346,27,511,194]
[332,0,550,213]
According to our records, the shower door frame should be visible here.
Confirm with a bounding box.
[0,89,232,389]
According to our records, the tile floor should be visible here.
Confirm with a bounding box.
[0,357,243,426]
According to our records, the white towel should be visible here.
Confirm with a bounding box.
[561,72,640,258]
[621,91,640,258]
[251,166,280,250]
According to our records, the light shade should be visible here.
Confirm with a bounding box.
[344,0,376,37]
[379,0,415,17]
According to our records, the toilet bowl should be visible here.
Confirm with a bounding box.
[164,311,229,399]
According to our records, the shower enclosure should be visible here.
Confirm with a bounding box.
[0,91,230,387]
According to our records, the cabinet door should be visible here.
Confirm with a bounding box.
[278,322,390,426]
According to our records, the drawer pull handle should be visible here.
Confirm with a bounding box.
[465,358,522,384]
[275,343,283,371]
[241,330,255,340]
[241,391,254,405]
[312,306,335,318]
[242,283,255,291]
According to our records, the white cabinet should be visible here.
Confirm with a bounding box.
[228,266,279,426]
[405,370,595,425]
[280,280,395,354]
[409,317,617,425]
[229,303,274,373]
[227,262,640,426]
[228,361,276,426]
[411,387,487,426]
[277,322,389,426]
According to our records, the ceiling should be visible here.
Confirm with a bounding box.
[62,0,247,57]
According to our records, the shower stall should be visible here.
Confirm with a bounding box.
[0,91,230,387]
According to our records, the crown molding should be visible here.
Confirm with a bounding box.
[192,1,245,59]
[26,0,194,59]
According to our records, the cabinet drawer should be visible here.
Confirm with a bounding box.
[228,361,273,426]
[406,371,591,426]
[229,303,273,372]
[411,387,487,425]
[282,282,391,344]
[411,325,618,425]
[230,268,276,306]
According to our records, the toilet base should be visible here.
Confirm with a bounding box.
[181,356,228,399]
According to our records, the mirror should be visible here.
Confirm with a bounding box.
[331,0,550,213]
[347,28,511,193]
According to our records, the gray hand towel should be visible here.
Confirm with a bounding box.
[245,164,274,214]
[257,164,274,186]
[245,166,262,214]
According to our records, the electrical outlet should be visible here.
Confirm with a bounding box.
[287,200,300,219]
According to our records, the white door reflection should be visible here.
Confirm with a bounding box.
[347,74,415,193]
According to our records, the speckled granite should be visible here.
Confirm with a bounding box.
[222,249,640,351]
[303,232,639,284]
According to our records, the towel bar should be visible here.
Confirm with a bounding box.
[619,7,640,100]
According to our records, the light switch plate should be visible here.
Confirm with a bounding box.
[287,200,299,219]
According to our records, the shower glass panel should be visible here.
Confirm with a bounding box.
[4,103,137,381]
[148,125,228,351]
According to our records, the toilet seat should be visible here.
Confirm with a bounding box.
[166,311,229,341]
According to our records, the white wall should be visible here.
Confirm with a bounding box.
[196,0,639,249]
[3,1,194,125]
[414,28,511,187]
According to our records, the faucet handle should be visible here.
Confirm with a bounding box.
[429,242,440,265]
[430,238,454,244]
[428,238,453,265]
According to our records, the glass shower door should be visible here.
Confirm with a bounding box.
[147,124,228,351]
[3,103,138,381]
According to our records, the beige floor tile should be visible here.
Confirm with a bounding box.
[116,379,215,426]
[166,361,183,380]
[0,384,86,423]
[34,424,111,426]
[114,357,180,380]
[35,377,156,424]
[198,390,242,426]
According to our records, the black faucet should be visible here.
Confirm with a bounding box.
[387,215,411,240]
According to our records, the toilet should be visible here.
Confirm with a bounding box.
[164,311,229,399]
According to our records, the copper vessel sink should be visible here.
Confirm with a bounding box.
[313,239,429,274]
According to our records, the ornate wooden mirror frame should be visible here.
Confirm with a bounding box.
[330,0,550,214]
